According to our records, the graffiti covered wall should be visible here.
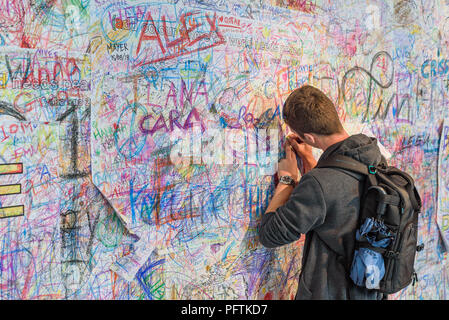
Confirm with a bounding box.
[0,0,448,299]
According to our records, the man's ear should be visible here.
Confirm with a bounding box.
[302,133,316,147]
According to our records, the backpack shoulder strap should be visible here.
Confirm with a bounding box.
[332,167,365,181]
[317,154,370,175]
[316,154,378,186]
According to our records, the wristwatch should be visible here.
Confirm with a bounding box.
[279,175,297,187]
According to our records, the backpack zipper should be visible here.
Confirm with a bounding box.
[382,228,403,290]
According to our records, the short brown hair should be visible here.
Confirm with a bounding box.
[282,85,343,136]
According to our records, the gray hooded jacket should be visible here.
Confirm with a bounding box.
[258,134,385,300]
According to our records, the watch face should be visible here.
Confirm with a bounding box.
[280,175,294,185]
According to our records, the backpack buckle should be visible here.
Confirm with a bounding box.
[368,166,377,174]
[378,162,387,170]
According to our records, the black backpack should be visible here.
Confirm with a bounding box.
[317,154,423,294]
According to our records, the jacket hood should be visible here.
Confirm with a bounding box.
[318,133,382,166]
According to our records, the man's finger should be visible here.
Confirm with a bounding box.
[285,141,294,160]
[289,137,301,153]
[287,133,300,142]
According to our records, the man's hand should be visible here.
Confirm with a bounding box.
[278,139,300,182]
[287,134,312,157]
[287,134,317,174]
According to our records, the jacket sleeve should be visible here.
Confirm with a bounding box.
[258,173,326,249]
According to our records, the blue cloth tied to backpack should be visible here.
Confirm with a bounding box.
[349,218,394,289]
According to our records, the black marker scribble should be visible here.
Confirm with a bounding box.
[342,51,394,122]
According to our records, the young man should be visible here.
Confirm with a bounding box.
[258,85,385,300]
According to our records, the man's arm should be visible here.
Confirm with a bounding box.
[265,140,299,213]
[264,184,295,213]
[265,135,317,213]
[258,174,326,248]
[258,138,326,248]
